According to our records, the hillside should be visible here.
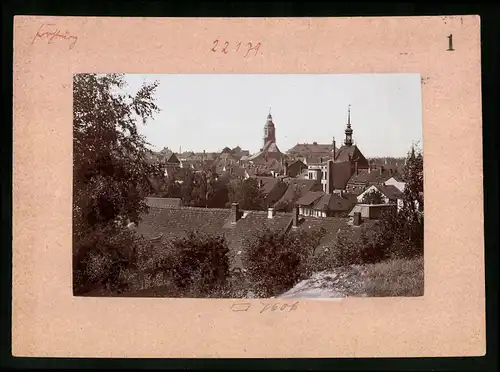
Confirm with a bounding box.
[278,256,424,299]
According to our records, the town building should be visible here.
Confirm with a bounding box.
[135,200,374,276]
[356,184,404,205]
[304,105,370,193]
[295,191,355,218]
[286,142,337,165]
[247,110,285,164]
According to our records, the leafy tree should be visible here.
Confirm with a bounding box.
[180,169,196,206]
[169,231,230,296]
[361,189,385,204]
[242,228,326,297]
[397,144,424,256]
[206,173,230,208]
[72,73,161,295]
[375,144,424,259]
[401,144,424,214]
[162,175,182,198]
[228,178,267,211]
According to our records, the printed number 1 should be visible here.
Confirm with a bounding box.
[447,34,455,51]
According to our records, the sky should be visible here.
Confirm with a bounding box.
[122,74,422,158]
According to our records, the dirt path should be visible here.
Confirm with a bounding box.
[277,266,368,299]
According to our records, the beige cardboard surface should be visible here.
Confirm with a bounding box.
[12,15,484,358]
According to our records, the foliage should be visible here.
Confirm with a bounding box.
[174,169,229,208]
[141,231,230,297]
[360,189,385,204]
[206,173,230,208]
[228,178,267,211]
[163,175,182,198]
[241,228,326,297]
[72,73,161,294]
[73,225,149,295]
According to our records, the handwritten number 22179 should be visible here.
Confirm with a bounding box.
[211,40,262,58]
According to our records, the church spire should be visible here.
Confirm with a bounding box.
[344,104,353,147]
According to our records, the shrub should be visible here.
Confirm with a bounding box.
[73,225,145,295]
[168,231,230,297]
[242,227,326,298]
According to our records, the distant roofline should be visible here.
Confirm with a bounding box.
[142,205,350,222]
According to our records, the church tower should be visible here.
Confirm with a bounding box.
[344,104,353,147]
[263,108,276,147]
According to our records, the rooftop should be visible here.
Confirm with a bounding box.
[135,205,363,269]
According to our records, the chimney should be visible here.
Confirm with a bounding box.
[293,205,300,227]
[326,160,334,194]
[231,203,240,224]
[267,207,276,219]
[353,212,362,226]
[332,137,336,160]
[355,160,359,175]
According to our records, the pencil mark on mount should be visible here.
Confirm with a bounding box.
[210,39,262,58]
[260,301,299,313]
[31,23,78,50]
[231,303,251,312]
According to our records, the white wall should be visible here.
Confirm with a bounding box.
[300,207,326,218]
[385,177,406,192]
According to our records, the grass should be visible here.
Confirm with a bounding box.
[361,255,424,297]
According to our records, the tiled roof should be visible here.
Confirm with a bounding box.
[253,176,281,195]
[347,167,397,185]
[335,145,369,168]
[145,197,182,208]
[323,193,355,212]
[296,191,324,206]
[275,179,322,205]
[135,205,356,268]
[331,161,353,190]
[375,185,403,200]
[287,143,337,154]
[247,141,283,161]
[296,191,356,212]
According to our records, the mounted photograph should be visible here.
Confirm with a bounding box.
[72,73,424,299]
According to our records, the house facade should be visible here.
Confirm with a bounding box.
[356,184,404,207]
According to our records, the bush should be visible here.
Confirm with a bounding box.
[73,225,145,295]
[242,228,326,298]
[168,231,230,296]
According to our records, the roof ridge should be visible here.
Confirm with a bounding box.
[148,205,231,212]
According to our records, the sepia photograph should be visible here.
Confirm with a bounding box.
[72,73,424,300]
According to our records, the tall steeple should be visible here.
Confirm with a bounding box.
[263,108,276,147]
[344,104,353,147]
